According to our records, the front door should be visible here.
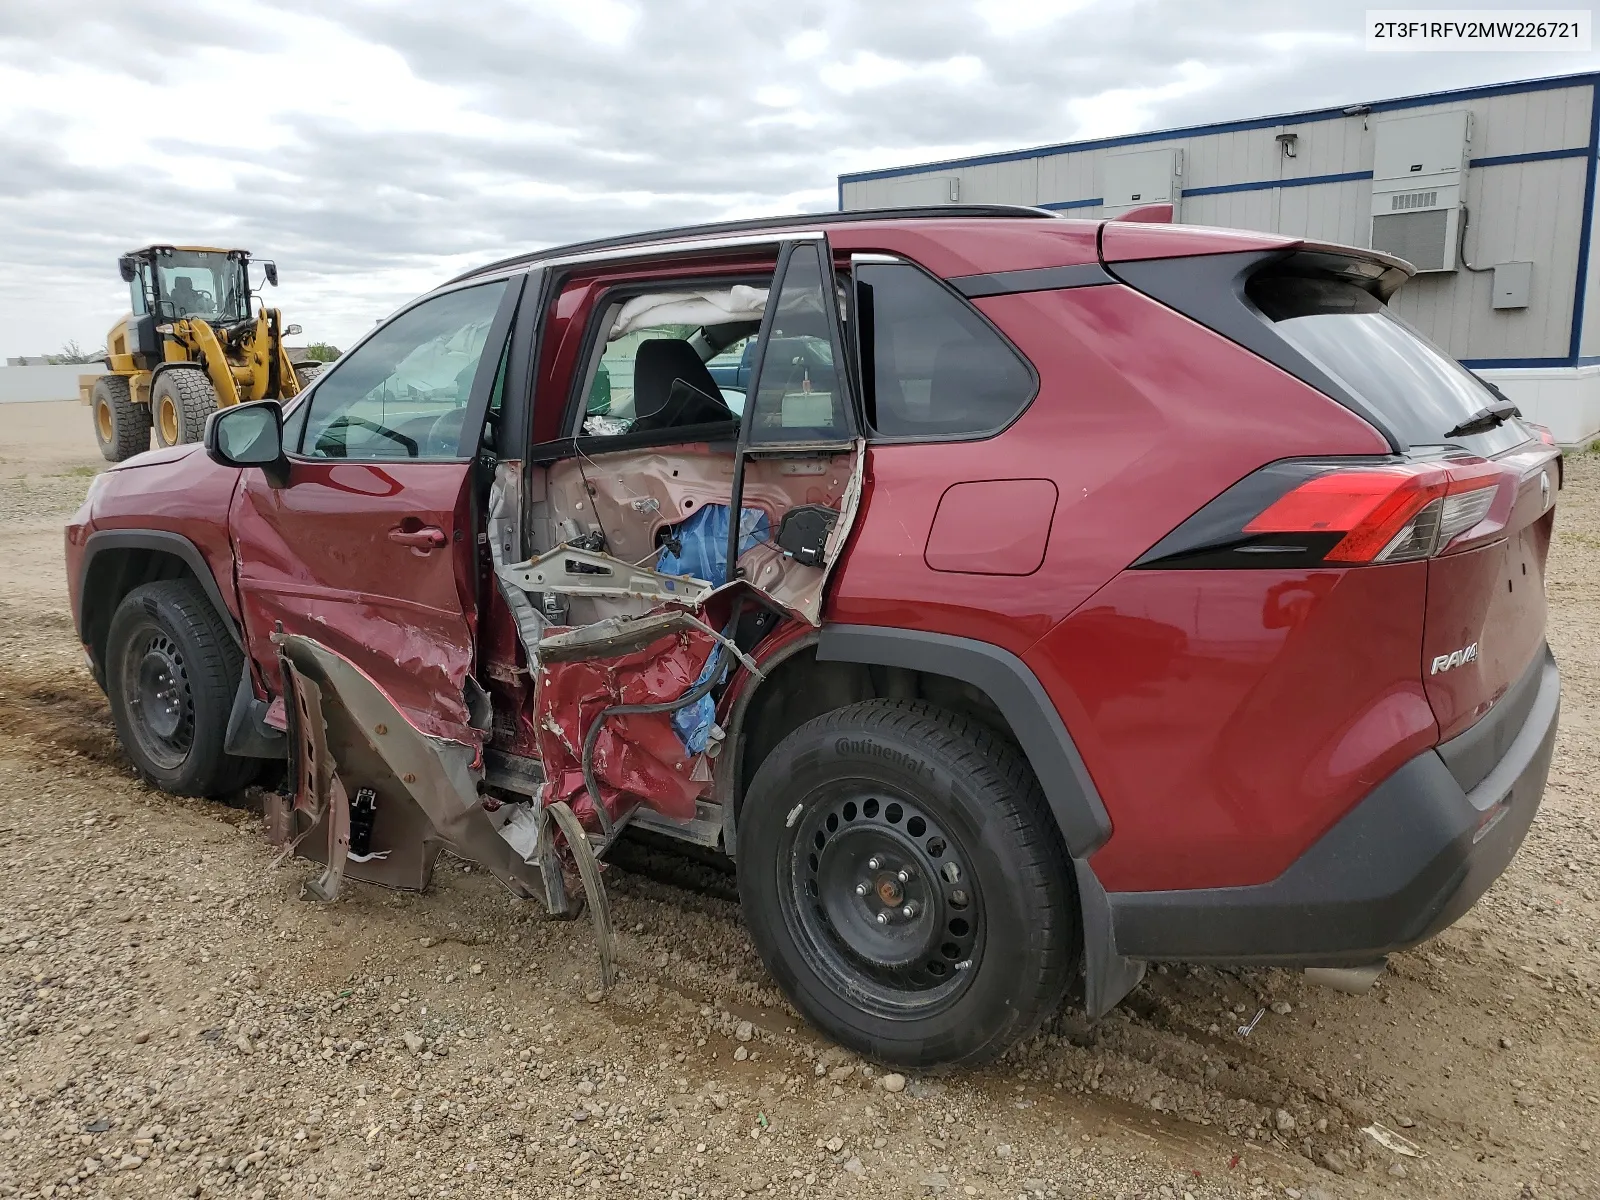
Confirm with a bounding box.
[231,275,523,743]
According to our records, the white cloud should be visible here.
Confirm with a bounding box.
[2,0,1598,359]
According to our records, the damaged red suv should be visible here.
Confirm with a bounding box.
[66,206,1561,1069]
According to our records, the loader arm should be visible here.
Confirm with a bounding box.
[176,318,242,407]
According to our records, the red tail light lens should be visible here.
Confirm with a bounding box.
[1243,461,1505,563]
[1135,456,1516,571]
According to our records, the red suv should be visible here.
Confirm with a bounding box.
[66,207,1561,1069]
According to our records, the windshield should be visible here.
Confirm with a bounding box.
[1248,274,1528,456]
[152,250,250,324]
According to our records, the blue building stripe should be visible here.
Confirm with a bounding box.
[1470,147,1589,168]
[1570,85,1600,362]
[1038,197,1103,211]
[839,70,1600,186]
[1183,170,1373,198]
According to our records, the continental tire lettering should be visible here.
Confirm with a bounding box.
[834,738,935,780]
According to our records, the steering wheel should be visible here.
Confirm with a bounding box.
[424,408,468,457]
[317,414,418,457]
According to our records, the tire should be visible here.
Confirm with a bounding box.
[105,579,257,796]
[151,369,218,448]
[293,362,325,389]
[91,376,151,462]
[737,699,1080,1070]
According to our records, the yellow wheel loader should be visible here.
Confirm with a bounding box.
[81,246,321,462]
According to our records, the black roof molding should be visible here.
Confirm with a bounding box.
[446,205,1059,285]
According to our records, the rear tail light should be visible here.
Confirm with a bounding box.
[1135,456,1515,570]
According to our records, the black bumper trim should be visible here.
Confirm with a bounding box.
[1107,646,1559,965]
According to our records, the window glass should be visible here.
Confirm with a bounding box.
[130,263,151,317]
[855,263,1035,438]
[1248,274,1528,455]
[298,281,507,460]
[151,250,250,323]
[746,245,849,443]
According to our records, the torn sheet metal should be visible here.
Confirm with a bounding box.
[532,624,718,830]
[271,632,557,904]
[503,543,712,605]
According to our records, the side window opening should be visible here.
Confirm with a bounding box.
[853,261,1035,439]
[574,284,768,440]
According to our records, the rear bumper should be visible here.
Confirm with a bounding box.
[1107,645,1559,965]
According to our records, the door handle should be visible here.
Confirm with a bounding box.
[389,524,448,549]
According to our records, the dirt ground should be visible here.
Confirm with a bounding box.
[0,399,1595,1200]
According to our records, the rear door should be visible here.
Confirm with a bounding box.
[231,275,524,743]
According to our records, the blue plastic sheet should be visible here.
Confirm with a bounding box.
[670,653,721,756]
[656,504,770,589]
[658,505,768,754]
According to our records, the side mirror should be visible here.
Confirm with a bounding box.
[261,261,279,287]
[284,323,303,336]
[205,401,289,487]
[118,256,138,283]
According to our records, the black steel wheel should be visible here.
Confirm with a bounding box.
[738,699,1080,1069]
[789,785,982,1016]
[105,579,256,796]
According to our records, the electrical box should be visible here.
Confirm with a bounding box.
[887,176,960,206]
[1370,111,1472,272]
[1102,149,1183,219]
[1492,261,1532,309]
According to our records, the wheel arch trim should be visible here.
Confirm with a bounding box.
[816,624,1110,857]
[79,529,243,654]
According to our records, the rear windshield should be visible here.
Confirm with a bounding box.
[1248,275,1528,456]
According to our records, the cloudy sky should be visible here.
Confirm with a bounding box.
[2,0,1597,359]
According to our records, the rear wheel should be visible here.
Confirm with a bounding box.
[737,699,1080,1069]
[91,376,150,462]
[105,579,256,796]
[151,369,218,448]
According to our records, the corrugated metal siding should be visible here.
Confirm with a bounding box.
[840,80,1596,365]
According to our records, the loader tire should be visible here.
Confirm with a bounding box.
[92,375,150,462]
[152,368,218,448]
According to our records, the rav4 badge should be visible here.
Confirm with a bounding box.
[1431,643,1480,674]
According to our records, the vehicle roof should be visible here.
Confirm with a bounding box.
[446,205,1061,285]
[127,245,247,257]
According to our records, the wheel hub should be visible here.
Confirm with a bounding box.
[790,790,982,1009]
[136,646,185,738]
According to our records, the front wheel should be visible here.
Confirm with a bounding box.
[91,375,150,462]
[151,369,218,448]
[105,579,256,796]
[737,699,1080,1070]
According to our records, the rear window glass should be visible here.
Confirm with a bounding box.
[855,262,1035,438]
[1248,275,1527,456]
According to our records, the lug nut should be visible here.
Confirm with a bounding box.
[875,912,889,926]
[855,882,869,897]
[897,868,912,883]
[867,856,882,870]
[902,903,919,918]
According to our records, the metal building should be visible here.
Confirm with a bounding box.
[839,70,1600,446]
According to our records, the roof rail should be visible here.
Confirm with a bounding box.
[446,204,1058,285]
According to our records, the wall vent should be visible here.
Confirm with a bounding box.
[1390,190,1438,212]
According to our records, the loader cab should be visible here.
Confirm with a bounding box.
[119,245,255,327]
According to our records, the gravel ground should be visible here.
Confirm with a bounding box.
[0,402,1596,1200]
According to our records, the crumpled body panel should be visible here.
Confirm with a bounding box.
[533,626,717,828]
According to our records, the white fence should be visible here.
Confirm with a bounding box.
[0,364,104,404]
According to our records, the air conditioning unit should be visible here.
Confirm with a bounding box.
[1102,148,1183,220]
[1370,111,1471,272]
